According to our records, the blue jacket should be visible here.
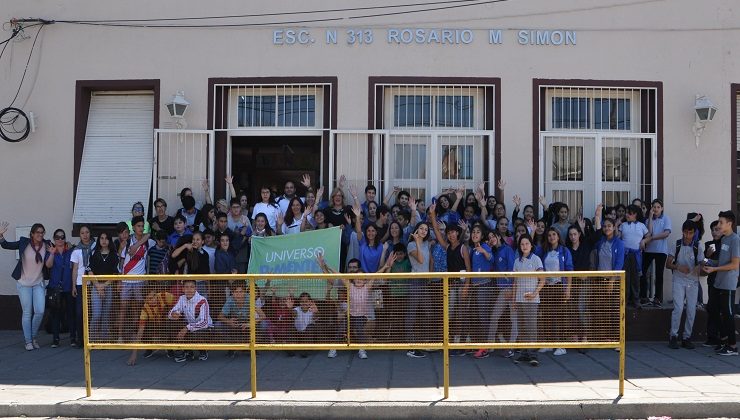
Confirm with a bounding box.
[1,237,52,280]
[493,245,516,287]
[593,235,625,271]
[536,244,574,272]
[48,249,73,292]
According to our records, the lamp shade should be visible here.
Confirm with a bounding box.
[166,91,190,119]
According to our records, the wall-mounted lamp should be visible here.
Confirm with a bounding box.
[165,90,190,128]
[693,95,717,148]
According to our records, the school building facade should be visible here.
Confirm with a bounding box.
[0,0,739,325]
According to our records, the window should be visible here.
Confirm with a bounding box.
[540,85,658,217]
[394,95,431,127]
[552,97,632,131]
[436,96,474,127]
[595,99,631,130]
[552,98,590,129]
[393,94,474,128]
[551,145,583,181]
[237,94,315,127]
[372,83,495,204]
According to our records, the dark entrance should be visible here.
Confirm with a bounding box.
[230,136,322,201]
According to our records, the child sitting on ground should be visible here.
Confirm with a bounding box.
[168,279,213,363]
[217,281,268,357]
[291,292,318,358]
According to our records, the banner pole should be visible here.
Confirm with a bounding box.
[619,271,626,396]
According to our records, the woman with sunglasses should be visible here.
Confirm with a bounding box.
[46,229,73,348]
[0,222,52,350]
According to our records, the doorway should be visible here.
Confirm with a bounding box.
[230,136,322,202]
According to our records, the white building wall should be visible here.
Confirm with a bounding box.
[0,0,738,296]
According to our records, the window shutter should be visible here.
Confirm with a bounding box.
[72,92,154,224]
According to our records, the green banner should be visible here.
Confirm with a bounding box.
[247,227,341,298]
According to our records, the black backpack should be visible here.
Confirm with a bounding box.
[674,239,699,267]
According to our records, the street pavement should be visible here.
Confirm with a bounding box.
[0,331,738,419]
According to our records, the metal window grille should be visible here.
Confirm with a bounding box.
[540,86,657,218]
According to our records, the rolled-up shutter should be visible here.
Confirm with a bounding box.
[72,92,154,224]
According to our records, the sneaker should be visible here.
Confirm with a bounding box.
[529,356,540,367]
[668,336,680,349]
[406,350,426,358]
[464,349,476,355]
[166,350,175,358]
[473,349,490,359]
[502,350,515,358]
[553,348,567,356]
[70,340,77,348]
[185,350,195,360]
[681,339,695,350]
[652,299,663,308]
[226,350,235,358]
[358,349,368,359]
[327,349,337,358]
[32,340,40,349]
[538,348,552,353]
[143,350,155,359]
[514,354,530,364]
[198,351,208,361]
[51,340,59,348]
[451,349,467,357]
[25,342,34,351]
[716,346,738,356]
[714,344,725,352]
[174,351,187,363]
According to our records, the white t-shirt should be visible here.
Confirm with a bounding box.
[70,243,96,286]
[252,202,280,231]
[70,249,87,286]
[277,195,305,216]
[294,306,315,331]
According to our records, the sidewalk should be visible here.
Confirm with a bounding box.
[0,331,738,419]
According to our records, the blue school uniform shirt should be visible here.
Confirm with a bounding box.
[493,245,515,287]
[470,242,493,285]
[359,238,384,274]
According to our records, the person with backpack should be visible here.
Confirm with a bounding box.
[666,220,703,349]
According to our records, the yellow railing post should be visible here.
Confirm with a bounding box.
[82,278,92,397]
[619,271,626,396]
[249,276,257,398]
[346,280,351,346]
[442,276,450,400]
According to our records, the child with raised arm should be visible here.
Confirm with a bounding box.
[168,278,213,362]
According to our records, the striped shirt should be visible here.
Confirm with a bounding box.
[140,292,176,327]
[349,282,371,317]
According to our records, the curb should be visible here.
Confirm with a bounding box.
[2,400,739,419]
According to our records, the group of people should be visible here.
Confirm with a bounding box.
[1,174,738,366]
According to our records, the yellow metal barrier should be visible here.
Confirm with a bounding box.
[82,271,626,399]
